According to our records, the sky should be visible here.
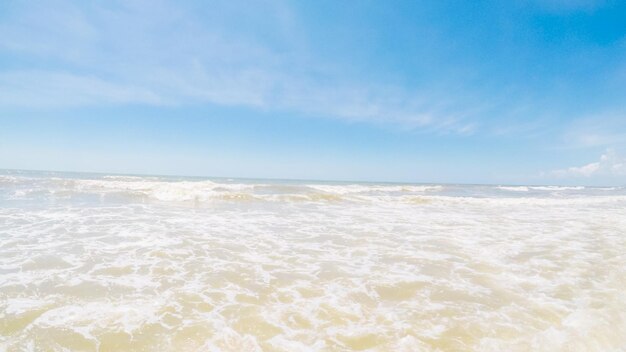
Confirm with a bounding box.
[1,0,625,185]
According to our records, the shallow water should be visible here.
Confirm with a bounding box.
[1,170,625,351]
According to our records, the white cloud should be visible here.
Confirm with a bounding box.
[549,149,626,178]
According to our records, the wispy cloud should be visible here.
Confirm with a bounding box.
[0,0,481,134]
[0,70,163,107]
[560,112,626,149]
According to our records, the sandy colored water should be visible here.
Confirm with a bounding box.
[1,171,625,351]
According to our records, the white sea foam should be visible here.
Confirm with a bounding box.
[497,186,530,192]
[530,186,585,191]
[497,185,588,192]
[1,172,625,351]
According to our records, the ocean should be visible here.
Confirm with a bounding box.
[1,170,625,351]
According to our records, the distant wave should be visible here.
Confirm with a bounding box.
[497,186,530,192]
[497,185,586,192]
[2,174,624,206]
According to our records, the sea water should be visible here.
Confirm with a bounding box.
[0,170,625,351]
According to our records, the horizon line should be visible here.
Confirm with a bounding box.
[0,167,620,188]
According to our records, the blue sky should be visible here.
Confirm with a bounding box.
[1,0,625,185]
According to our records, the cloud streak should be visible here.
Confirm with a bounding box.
[0,70,163,107]
[0,0,480,133]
